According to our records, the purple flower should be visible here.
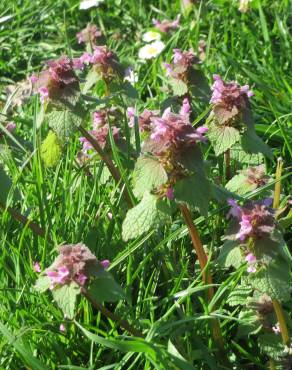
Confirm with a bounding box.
[149,104,208,157]
[45,243,109,290]
[6,121,16,132]
[228,199,275,242]
[227,199,242,219]
[31,56,78,103]
[245,253,257,273]
[93,110,106,129]
[180,97,191,117]
[163,49,198,82]
[59,324,66,333]
[166,187,174,200]
[30,74,38,83]
[76,23,102,45]
[210,74,253,110]
[127,107,135,127]
[100,259,110,269]
[33,262,41,273]
[75,273,87,286]
[152,16,180,33]
[38,87,49,104]
[47,265,70,289]
[245,253,256,264]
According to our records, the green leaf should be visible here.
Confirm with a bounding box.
[230,144,264,165]
[211,183,238,204]
[279,209,292,230]
[227,285,253,306]
[250,259,291,302]
[122,192,170,241]
[208,124,240,156]
[218,240,243,269]
[241,127,273,160]
[237,309,262,338]
[177,145,204,173]
[258,334,285,361]
[52,282,80,319]
[0,167,20,204]
[82,69,100,94]
[34,275,51,293]
[169,78,188,96]
[133,155,168,198]
[46,108,84,140]
[225,173,256,195]
[88,269,125,303]
[188,68,211,103]
[40,131,62,167]
[174,173,211,216]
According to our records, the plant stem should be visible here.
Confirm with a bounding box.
[273,157,283,209]
[224,149,231,182]
[0,201,46,238]
[272,299,289,345]
[82,288,143,337]
[179,204,225,353]
[269,359,276,370]
[77,126,134,208]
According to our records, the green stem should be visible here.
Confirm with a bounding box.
[272,299,289,345]
[224,149,231,182]
[82,288,143,337]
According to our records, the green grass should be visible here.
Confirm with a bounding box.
[0,0,291,369]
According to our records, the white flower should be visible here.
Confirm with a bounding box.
[138,41,165,60]
[79,0,104,10]
[142,31,161,43]
[239,0,253,13]
[124,67,138,85]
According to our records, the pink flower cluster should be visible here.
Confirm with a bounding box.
[46,243,109,290]
[148,100,208,156]
[152,16,180,33]
[228,199,275,242]
[76,23,102,45]
[75,46,121,80]
[31,56,78,103]
[80,109,120,154]
[210,74,253,111]
[163,49,198,81]
[127,107,159,132]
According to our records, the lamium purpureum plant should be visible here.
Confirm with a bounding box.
[163,48,210,101]
[206,75,272,178]
[122,100,226,353]
[219,197,291,365]
[34,243,142,337]
[32,51,135,207]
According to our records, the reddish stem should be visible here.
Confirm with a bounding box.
[0,201,46,238]
[78,126,134,208]
[82,288,143,337]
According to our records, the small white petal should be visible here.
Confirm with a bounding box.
[138,41,165,60]
[142,31,161,43]
[79,0,104,10]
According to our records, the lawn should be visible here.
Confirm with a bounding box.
[0,0,291,369]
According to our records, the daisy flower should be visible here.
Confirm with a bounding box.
[142,31,161,43]
[138,41,165,60]
[79,0,104,10]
